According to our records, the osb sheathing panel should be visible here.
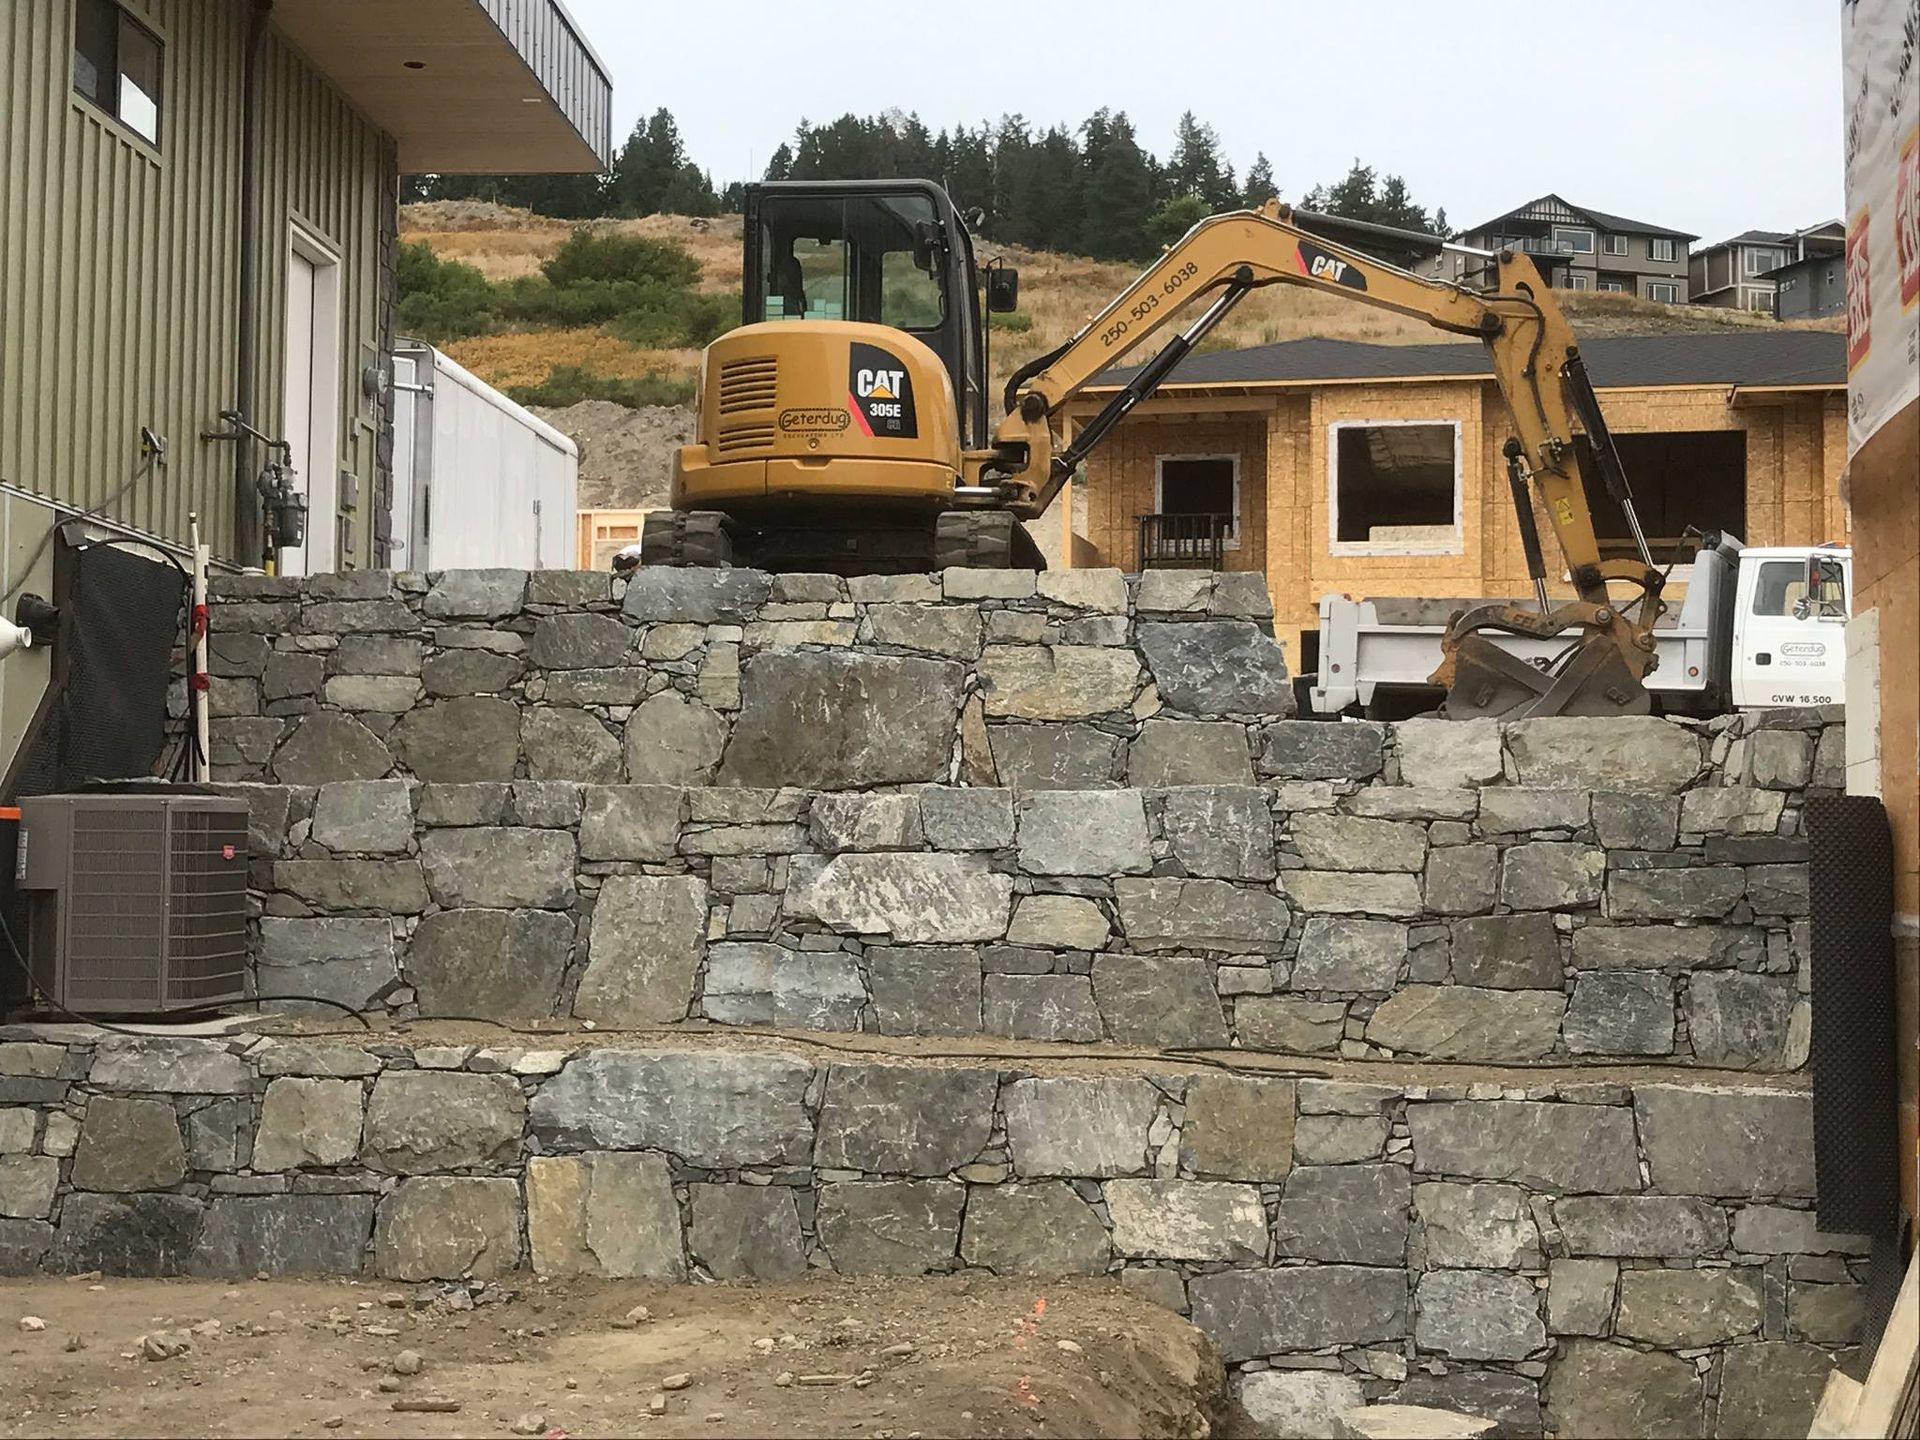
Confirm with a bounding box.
[1078,381,1854,651]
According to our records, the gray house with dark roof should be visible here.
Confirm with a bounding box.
[1691,222,1845,312]
[1428,194,1696,301]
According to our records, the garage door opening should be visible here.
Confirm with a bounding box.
[1331,422,1460,552]
[1576,430,1747,564]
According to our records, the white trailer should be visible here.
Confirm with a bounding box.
[390,340,577,571]
[1309,536,1850,718]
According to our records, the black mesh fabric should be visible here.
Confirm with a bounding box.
[1805,795,1898,1238]
[5,530,187,801]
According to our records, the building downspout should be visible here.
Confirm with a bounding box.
[232,0,272,565]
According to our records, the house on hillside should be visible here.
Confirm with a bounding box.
[1059,332,1850,668]
[1691,222,1845,313]
[0,0,610,786]
[1428,195,1695,301]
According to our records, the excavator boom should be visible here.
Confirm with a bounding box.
[973,200,1668,720]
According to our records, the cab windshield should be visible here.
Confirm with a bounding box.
[753,192,945,331]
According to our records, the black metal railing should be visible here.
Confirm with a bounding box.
[1138,513,1234,570]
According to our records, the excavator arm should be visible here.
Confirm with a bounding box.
[967,200,1668,719]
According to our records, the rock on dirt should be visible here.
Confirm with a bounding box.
[528,401,694,511]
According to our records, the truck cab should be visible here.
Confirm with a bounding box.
[1729,545,1850,709]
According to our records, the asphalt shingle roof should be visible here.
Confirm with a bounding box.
[1095,331,1847,390]
[1460,196,1699,242]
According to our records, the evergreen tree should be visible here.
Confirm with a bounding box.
[1080,110,1153,260]
[1146,194,1209,251]
[1304,158,1442,234]
[1242,152,1277,207]
[609,108,689,215]
[763,142,795,182]
[1167,111,1236,210]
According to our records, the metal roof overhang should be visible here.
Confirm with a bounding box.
[272,0,612,173]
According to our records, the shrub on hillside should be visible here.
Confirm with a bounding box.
[505,365,695,409]
[539,229,702,290]
[395,241,499,340]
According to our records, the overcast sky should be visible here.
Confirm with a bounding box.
[564,0,1843,245]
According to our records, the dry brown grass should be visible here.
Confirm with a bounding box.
[405,205,1843,396]
[442,328,700,389]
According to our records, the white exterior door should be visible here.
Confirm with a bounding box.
[281,230,340,575]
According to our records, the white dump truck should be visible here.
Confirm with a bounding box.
[1308,536,1850,719]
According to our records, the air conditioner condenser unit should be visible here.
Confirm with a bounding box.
[18,793,250,1015]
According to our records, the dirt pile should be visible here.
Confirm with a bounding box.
[529,401,695,510]
[0,1272,1225,1439]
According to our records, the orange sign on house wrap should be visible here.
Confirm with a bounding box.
[1898,125,1919,310]
[1848,209,1874,374]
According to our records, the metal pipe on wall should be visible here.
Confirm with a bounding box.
[231,0,273,565]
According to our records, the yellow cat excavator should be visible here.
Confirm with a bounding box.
[657,179,1667,719]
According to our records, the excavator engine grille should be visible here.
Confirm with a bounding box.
[716,356,778,455]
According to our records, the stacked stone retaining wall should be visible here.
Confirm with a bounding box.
[0,1033,1864,1439]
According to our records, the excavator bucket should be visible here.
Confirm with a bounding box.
[1443,632,1654,721]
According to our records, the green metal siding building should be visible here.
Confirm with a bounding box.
[0,0,610,766]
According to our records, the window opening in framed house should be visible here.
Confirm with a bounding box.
[73,0,162,145]
[1154,455,1241,553]
[1574,429,1745,569]
[1602,234,1629,256]
[1330,421,1461,554]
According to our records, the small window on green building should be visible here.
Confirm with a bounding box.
[73,0,162,146]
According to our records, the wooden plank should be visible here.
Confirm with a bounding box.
[1807,1370,1862,1439]
[1846,1253,1920,1438]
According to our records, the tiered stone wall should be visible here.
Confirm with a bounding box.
[0,1033,1862,1439]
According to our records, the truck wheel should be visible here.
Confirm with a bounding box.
[639,511,734,568]
[934,511,1017,569]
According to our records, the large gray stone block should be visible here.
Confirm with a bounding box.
[1607,866,1746,921]
[623,567,771,624]
[1415,1182,1541,1268]
[420,827,575,909]
[1258,721,1386,780]
[702,943,863,1030]
[528,612,631,669]
[1274,1163,1411,1264]
[1506,717,1703,791]
[522,708,622,783]
[1547,1341,1702,1440]
[272,712,395,785]
[814,1065,996,1175]
[920,788,1014,850]
[422,569,526,620]
[1004,1076,1157,1177]
[984,974,1102,1041]
[190,1194,375,1276]
[362,1071,524,1172]
[0,1157,56,1220]
[274,859,430,914]
[1017,789,1151,874]
[575,874,706,1025]
[1162,785,1276,879]
[1116,877,1290,949]
[809,793,924,852]
[1365,987,1565,1062]
[311,780,413,854]
[1415,1269,1546,1361]
[1290,814,1426,872]
[787,852,1011,943]
[1182,1075,1296,1181]
[256,916,399,1014]
[1290,917,1406,992]
[374,1176,521,1280]
[1409,1101,1641,1193]
[1592,792,1680,850]
[529,1049,813,1166]
[816,1180,963,1275]
[389,697,521,781]
[409,908,573,1019]
[252,1078,364,1171]
[1395,719,1504,789]
[1449,913,1561,988]
[1236,1372,1368,1440]
[1424,844,1498,916]
[51,1193,205,1275]
[526,1152,683,1279]
[1716,1342,1846,1440]
[1499,842,1604,910]
[578,785,682,862]
[1133,720,1255,786]
[1189,1265,1408,1362]
[1280,871,1423,918]
[1572,923,1758,970]
[1553,1195,1728,1257]
[1688,971,1796,1068]
[720,651,963,785]
[865,602,984,659]
[977,643,1142,719]
[623,691,728,786]
[1389,1373,1542,1439]
[1137,622,1293,715]
[1634,1084,1814,1197]
[71,1096,186,1192]
[88,1038,252,1094]
[1614,1267,1764,1346]
[420,648,524,696]
[1106,1179,1267,1261]
[1236,996,1348,1053]
[867,947,981,1036]
[987,723,1123,788]
[687,1183,808,1282]
[1478,787,1590,834]
[1561,971,1674,1055]
[1092,955,1229,1047]
[961,1182,1110,1275]
[1007,894,1110,950]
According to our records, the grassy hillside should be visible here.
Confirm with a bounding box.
[401,201,1842,407]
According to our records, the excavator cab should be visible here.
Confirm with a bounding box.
[657,180,1033,572]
